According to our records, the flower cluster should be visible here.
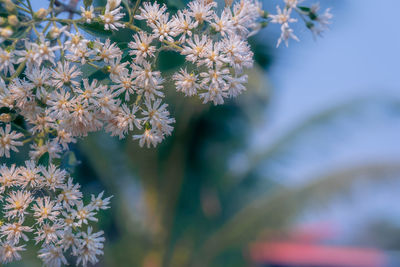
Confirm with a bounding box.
[0,0,331,265]
[269,0,333,47]
[131,0,262,105]
[0,161,111,266]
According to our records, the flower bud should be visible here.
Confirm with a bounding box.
[35,8,48,20]
[107,0,119,10]
[48,27,61,39]
[7,15,19,27]
[0,114,12,123]
[4,0,16,13]
[0,27,13,38]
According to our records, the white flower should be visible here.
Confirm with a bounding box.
[132,61,164,98]
[0,124,23,158]
[105,104,141,138]
[25,66,51,91]
[32,196,62,224]
[198,40,227,68]
[308,4,333,38]
[135,1,167,26]
[220,34,253,72]
[38,245,68,267]
[48,25,67,39]
[226,74,248,97]
[211,8,234,37]
[100,6,125,31]
[96,86,119,116]
[108,58,129,80]
[277,24,299,47]
[90,191,112,211]
[15,40,39,69]
[171,10,198,43]
[0,219,33,243]
[29,140,62,160]
[200,68,230,89]
[199,68,230,105]
[269,5,297,25]
[142,98,175,136]
[187,0,217,24]
[58,177,83,209]
[284,0,303,9]
[64,33,88,51]
[76,79,103,105]
[65,43,94,65]
[47,89,73,120]
[317,7,333,27]
[150,13,176,42]
[54,128,77,150]
[94,39,122,63]
[18,160,42,188]
[4,190,34,219]
[75,227,105,266]
[199,83,229,105]
[0,48,15,75]
[0,164,20,190]
[80,5,95,23]
[111,70,136,101]
[133,128,162,148]
[40,164,67,191]
[34,222,63,244]
[128,31,156,63]
[59,227,79,249]
[51,61,81,89]
[0,161,110,266]
[173,69,200,97]
[72,202,98,226]
[8,78,34,108]
[0,241,25,264]
[181,34,210,63]
[231,0,263,36]
[37,35,60,66]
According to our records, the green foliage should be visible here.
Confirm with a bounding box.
[84,0,94,9]
[38,152,49,166]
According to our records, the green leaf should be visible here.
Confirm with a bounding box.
[84,0,94,8]
[157,50,185,72]
[298,6,311,13]
[78,22,112,38]
[38,152,50,166]
[194,162,400,266]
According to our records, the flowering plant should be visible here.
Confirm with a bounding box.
[0,0,331,265]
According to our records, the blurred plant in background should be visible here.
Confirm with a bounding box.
[0,0,336,266]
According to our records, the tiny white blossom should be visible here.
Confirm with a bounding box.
[277,24,299,47]
[0,124,23,158]
[0,48,15,75]
[100,6,125,31]
[38,245,68,267]
[173,69,200,97]
[133,128,162,148]
[0,242,26,264]
[75,227,105,266]
[80,5,95,23]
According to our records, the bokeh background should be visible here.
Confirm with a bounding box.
[9,0,400,266]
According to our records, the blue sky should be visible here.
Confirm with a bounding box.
[253,0,400,182]
[250,0,400,249]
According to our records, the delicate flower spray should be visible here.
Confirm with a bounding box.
[0,0,331,265]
